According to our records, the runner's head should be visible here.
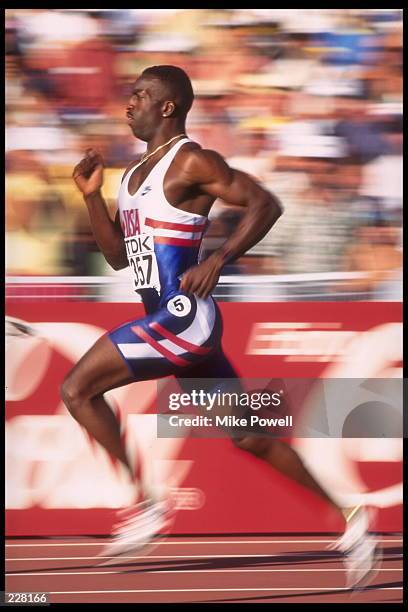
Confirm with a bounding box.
[126,65,194,141]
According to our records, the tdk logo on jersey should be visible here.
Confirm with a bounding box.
[141,186,152,196]
[125,234,153,256]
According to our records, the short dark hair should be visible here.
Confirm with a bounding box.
[141,65,194,116]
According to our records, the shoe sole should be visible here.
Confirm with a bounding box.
[95,512,175,567]
[96,533,167,567]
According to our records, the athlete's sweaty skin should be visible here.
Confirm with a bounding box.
[67,66,351,523]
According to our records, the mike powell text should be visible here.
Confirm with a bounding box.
[166,414,293,428]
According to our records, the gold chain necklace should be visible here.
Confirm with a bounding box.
[139,133,186,166]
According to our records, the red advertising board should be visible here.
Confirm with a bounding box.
[6,302,402,535]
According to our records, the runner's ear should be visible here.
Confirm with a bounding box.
[162,101,175,118]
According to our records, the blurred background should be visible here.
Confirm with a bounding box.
[5,8,403,301]
[5,10,403,542]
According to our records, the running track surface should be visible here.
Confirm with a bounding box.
[5,535,403,604]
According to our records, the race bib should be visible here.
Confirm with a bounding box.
[125,233,158,291]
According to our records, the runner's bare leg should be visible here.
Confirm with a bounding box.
[234,436,351,521]
[61,334,136,480]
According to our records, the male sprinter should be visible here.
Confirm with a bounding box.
[66,65,378,586]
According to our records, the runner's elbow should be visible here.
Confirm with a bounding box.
[109,259,128,271]
[105,251,128,271]
[257,192,283,226]
[267,193,284,219]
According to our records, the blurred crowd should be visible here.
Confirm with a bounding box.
[5,9,402,299]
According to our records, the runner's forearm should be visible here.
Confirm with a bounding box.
[212,193,282,268]
[84,191,127,270]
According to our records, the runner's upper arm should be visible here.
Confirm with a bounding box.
[114,209,123,233]
[183,149,279,210]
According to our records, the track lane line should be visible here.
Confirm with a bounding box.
[5,538,403,547]
[6,568,400,576]
[6,551,402,561]
[32,587,403,595]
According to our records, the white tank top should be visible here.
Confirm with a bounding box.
[118,138,208,302]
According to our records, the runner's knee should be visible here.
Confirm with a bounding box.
[60,373,88,417]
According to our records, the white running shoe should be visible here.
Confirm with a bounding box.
[98,499,174,564]
[328,506,371,552]
[343,535,382,590]
[330,506,381,589]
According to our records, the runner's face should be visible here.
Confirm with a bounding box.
[126,77,165,141]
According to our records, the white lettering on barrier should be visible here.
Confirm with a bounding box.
[5,415,191,509]
[169,487,205,510]
[6,416,134,509]
[292,322,403,509]
[247,322,356,361]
